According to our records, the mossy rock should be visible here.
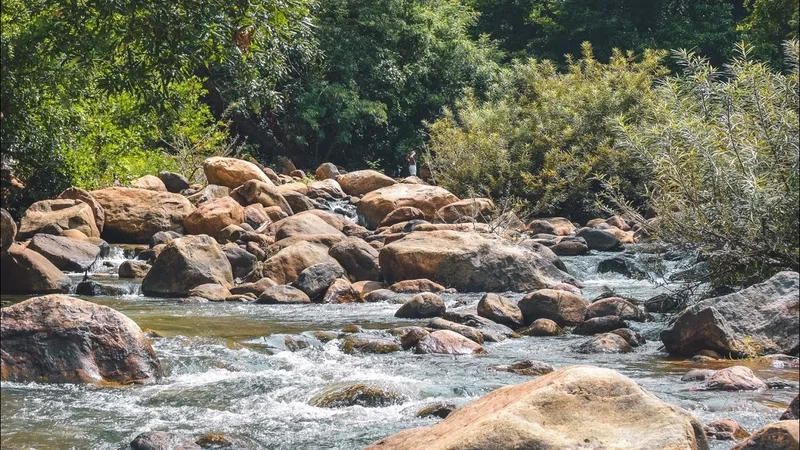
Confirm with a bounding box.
[416,401,457,419]
[310,383,405,408]
[340,336,402,354]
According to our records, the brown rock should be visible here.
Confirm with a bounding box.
[390,278,446,293]
[141,235,233,297]
[244,203,270,229]
[704,418,750,441]
[0,295,162,384]
[203,156,274,189]
[358,184,459,229]
[130,175,167,191]
[27,234,101,272]
[187,283,231,302]
[119,260,151,278]
[261,242,333,284]
[702,366,767,391]
[518,289,588,327]
[91,187,195,243]
[379,207,426,228]
[183,196,244,238]
[781,395,799,420]
[307,179,346,199]
[337,170,397,197]
[57,187,105,232]
[731,421,799,450]
[415,330,487,355]
[322,278,363,304]
[232,179,293,215]
[477,293,524,328]
[519,318,564,336]
[185,184,230,207]
[315,163,340,180]
[586,297,647,322]
[257,285,311,304]
[1,208,16,249]
[329,237,381,281]
[273,213,343,241]
[573,316,628,335]
[574,333,633,354]
[527,217,576,236]
[395,293,445,319]
[434,198,494,223]
[17,199,99,240]
[0,244,71,294]
[367,365,709,450]
[427,318,484,344]
[489,360,555,376]
[352,281,385,298]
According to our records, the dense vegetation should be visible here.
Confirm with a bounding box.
[2,0,798,285]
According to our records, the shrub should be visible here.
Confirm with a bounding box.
[427,43,666,223]
[611,42,799,286]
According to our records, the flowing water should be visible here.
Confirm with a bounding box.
[1,246,797,450]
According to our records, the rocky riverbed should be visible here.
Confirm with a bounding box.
[1,158,798,449]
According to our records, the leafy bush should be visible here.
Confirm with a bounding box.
[427,43,666,223]
[612,42,799,286]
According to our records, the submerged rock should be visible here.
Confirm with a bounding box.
[1,295,162,384]
[489,360,555,376]
[573,333,633,354]
[661,271,799,357]
[367,365,708,450]
[124,431,201,450]
[414,330,487,355]
[310,383,405,408]
[340,336,402,354]
[416,402,457,419]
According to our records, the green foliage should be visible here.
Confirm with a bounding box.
[613,42,800,286]
[427,43,667,222]
[467,0,739,65]
[281,0,500,170]
[739,0,800,66]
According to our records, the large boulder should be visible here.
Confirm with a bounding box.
[367,365,708,450]
[358,184,459,229]
[576,227,623,251]
[434,198,494,224]
[262,241,333,284]
[202,156,273,189]
[337,169,397,196]
[0,295,162,384]
[0,244,71,294]
[158,171,190,193]
[518,289,589,326]
[329,237,381,281]
[183,197,245,238]
[586,297,647,322]
[57,187,105,232]
[91,187,195,243]
[1,207,16,249]
[380,231,578,292]
[315,163,340,180]
[731,421,799,450]
[27,234,101,272]
[661,271,799,357]
[17,199,99,240]
[293,262,345,299]
[273,213,343,241]
[130,175,167,191]
[141,235,233,297]
[232,179,293,215]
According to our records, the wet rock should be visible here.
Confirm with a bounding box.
[75,280,128,297]
[1,295,162,384]
[203,156,274,189]
[322,278,363,304]
[701,366,767,391]
[597,255,646,278]
[731,421,799,450]
[781,395,799,420]
[399,327,430,350]
[609,328,645,347]
[576,227,623,251]
[315,163,340,180]
[381,231,579,293]
[232,179,293,215]
[586,297,647,322]
[681,369,717,382]
[27,233,101,272]
[394,293,445,319]
[0,244,72,294]
[125,431,201,450]
[416,402,457,419]
[390,278,446,293]
[257,285,311,304]
[365,289,409,304]
[329,237,381,281]
[17,199,99,240]
[310,383,405,408]
[341,336,402,354]
[434,198,494,223]
[293,262,346,299]
[661,271,799,357]
[188,283,231,302]
[489,360,555,376]
[56,187,105,232]
[222,245,257,280]
[427,318,484,344]
[442,311,516,342]
[518,289,588,327]
[141,235,233,297]
[704,418,750,441]
[644,292,685,313]
[519,318,564,337]
[1,208,15,249]
[415,330,487,355]
[527,217,575,236]
[158,171,190,193]
[379,207,426,228]
[477,293,524,328]
[262,242,335,285]
[131,175,167,191]
[573,315,628,335]
[574,333,633,354]
[337,169,397,197]
[119,260,151,278]
[352,280,385,298]
[91,187,194,243]
[550,240,589,256]
[367,365,708,450]
[183,197,245,238]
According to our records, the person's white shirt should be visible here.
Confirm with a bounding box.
[409,164,417,176]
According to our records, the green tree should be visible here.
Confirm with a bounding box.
[280,0,499,171]
[739,0,800,66]
[427,43,666,223]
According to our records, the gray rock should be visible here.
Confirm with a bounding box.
[27,234,101,272]
[223,245,258,279]
[573,316,628,335]
[395,293,446,319]
[442,310,516,342]
[293,262,345,299]
[574,333,633,354]
[158,171,190,193]
[141,235,233,297]
[576,227,623,251]
[329,237,380,281]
